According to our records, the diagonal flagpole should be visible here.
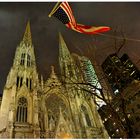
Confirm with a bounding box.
[48,2,61,18]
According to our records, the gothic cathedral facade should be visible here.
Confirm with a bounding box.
[0,22,109,138]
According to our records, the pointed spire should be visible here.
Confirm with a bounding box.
[41,75,44,89]
[23,21,32,46]
[59,32,71,58]
[50,65,57,79]
[59,32,64,44]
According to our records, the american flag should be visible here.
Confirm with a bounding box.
[52,2,110,35]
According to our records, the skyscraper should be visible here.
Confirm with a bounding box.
[102,53,140,94]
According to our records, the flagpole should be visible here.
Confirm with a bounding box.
[48,2,61,18]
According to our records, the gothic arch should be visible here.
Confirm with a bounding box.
[80,102,95,127]
[43,93,70,135]
[16,91,32,123]
[16,97,28,123]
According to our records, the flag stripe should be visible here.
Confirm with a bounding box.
[63,2,76,26]
[76,24,110,34]
[62,2,75,22]
[60,4,72,24]
[61,2,76,26]
[67,22,110,34]
[52,2,110,35]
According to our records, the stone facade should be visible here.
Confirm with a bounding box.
[0,22,109,138]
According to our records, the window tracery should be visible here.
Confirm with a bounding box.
[16,97,28,123]
[20,53,25,65]
[81,105,92,127]
[27,54,31,67]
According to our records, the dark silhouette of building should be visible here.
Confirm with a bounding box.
[102,53,140,94]
[98,80,140,138]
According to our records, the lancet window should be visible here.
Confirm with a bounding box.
[81,105,92,127]
[26,78,32,90]
[16,76,23,87]
[20,53,25,65]
[27,54,31,67]
[16,97,28,123]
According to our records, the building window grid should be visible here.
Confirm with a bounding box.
[102,54,140,94]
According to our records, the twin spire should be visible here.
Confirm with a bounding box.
[22,22,67,50]
[59,32,71,59]
[23,21,32,46]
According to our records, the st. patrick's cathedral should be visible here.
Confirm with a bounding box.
[0,22,109,138]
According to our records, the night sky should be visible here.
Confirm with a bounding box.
[0,2,140,94]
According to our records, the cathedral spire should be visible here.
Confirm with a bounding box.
[23,21,32,46]
[50,65,57,79]
[59,32,71,59]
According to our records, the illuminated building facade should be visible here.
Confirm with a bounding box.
[72,54,106,106]
[78,56,101,91]
[0,22,108,138]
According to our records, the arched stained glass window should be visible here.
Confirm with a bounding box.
[81,105,92,127]
[16,97,28,123]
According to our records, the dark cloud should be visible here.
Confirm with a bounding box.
[0,2,140,94]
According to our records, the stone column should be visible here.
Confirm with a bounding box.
[33,96,40,138]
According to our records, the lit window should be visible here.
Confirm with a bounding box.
[114,89,119,94]
[130,71,135,76]
[127,114,131,118]
[113,122,116,126]
[116,107,119,112]
[122,118,125,122]
[105,118,107,122]
[116,129,119,133]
